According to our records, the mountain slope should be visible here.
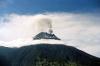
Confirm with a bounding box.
[0,46,17,66]
[12,44,100,66]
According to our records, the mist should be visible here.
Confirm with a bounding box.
[0,13,100,57]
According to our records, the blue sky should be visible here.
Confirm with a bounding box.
[0,0,100,15]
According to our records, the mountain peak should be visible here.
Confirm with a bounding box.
[33,18,61,40]
[33,32,61,40]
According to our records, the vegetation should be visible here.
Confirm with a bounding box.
[35,57,80,66]
[0,44,100,66]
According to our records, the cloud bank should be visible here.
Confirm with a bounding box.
[0,13,100,57]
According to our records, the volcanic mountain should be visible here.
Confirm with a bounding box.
[0,32,100,66]
[0,19,100,66]
[33,32,60,40]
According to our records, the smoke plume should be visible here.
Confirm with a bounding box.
[36,18,52,33]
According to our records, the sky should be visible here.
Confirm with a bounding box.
[0,0,100,15]
[0,0,100,57]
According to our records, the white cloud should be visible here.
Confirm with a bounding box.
[0,13,100,57]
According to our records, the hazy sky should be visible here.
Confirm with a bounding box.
[0,0,100,57]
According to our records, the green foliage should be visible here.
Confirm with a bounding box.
[11,44,100,66]
[35,57,81,66]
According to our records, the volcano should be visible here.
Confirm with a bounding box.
[33,32,61,40]
[0,18,100,66]
[0,31,100,66]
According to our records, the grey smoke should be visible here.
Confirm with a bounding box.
[36,18,52,33]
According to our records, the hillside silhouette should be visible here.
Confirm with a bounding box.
[0,44,99,66]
